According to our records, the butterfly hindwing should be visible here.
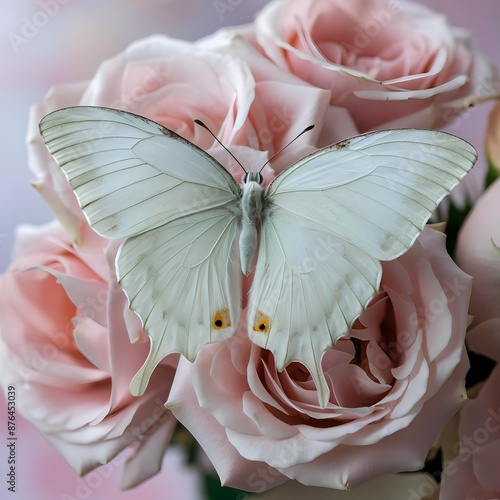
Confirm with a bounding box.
[123,208,241,396]
[251,129,477,408]
[248,216,381,408]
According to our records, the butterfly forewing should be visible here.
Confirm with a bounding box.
[39,106,240,239]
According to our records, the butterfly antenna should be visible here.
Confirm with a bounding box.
[259,125,315,173]
[194,119,247,174]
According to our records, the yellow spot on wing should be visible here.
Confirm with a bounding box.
[212,308,231,330]
[252,311,271,334]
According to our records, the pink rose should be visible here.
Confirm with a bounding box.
[27,35,331,247]
[448,173,500,499]
[0,221,177,489]
[167,229,471,491]
[455,178,500,327]
[486,101,500,174]
[253,0,498,132]
[439,322,500,500]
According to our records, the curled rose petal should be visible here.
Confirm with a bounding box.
[253,0,499,132]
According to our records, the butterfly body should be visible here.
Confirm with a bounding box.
[239,172,265,275]
[39,106,477,408]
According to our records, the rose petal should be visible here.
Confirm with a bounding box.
[167,359,288,492]
[120,410,177,489]
[257,473,438,499]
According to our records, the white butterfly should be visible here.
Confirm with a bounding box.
[39,106,477,408]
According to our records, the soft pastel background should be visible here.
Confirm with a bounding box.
[1,1,499,499]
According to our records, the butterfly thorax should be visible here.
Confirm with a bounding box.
[239,174,265,276]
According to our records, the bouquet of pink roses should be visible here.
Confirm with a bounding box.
[2,1,500,499]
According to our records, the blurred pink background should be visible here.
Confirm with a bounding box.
[1,1,499,499]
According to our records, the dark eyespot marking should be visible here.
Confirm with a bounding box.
[252,311,271,334]
[212,308,231,330]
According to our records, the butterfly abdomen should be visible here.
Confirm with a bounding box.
[239,179,264,276]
